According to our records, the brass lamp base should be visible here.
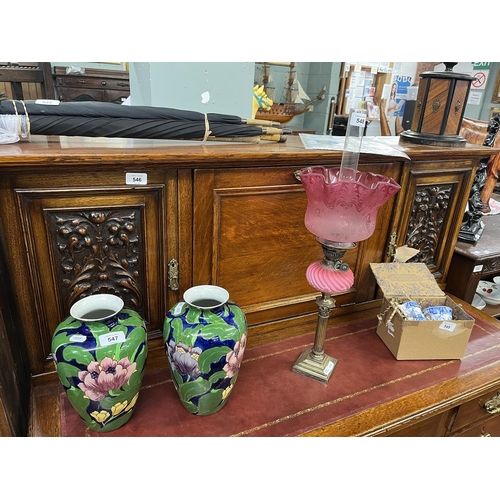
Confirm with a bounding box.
[292,348,338,383]
[291,240,354,384]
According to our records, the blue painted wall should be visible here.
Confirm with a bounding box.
[129,62,255,119]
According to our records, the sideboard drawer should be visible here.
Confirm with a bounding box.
[57,87,105,103]
[55,76,130,91]
[387,412,452,437]
[450,389,500,433]
[452,415,500,437]
[105,90,129,104]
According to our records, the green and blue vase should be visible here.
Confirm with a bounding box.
[163,285,247,416]
[51,293,148,432]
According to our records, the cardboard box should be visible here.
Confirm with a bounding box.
[370,263,474,360]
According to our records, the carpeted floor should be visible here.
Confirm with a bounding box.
[59,311,500,437]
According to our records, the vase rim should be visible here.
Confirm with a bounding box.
[183,285,229,310]
[70,294,124,322]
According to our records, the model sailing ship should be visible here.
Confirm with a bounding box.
[255,62,326,124]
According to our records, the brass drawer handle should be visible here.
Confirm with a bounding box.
[484,393,500,414]
[480,429,491,437]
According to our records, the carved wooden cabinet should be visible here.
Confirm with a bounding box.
[53,66,130,104]
[388,157,480,282]
[0,136,495,392]
[0,162,179,376]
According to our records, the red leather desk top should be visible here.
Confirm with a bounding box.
[60,307,500,437]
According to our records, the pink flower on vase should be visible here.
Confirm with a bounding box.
[223,334,247,378]
[77,356,137,401]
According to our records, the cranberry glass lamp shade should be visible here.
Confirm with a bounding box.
[300,166,401,243]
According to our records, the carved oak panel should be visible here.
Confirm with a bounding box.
[406,183,454,268]
[48,208,145,312]
[399,160,476,281]
[14,186,167,364]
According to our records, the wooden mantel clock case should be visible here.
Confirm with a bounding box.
[0,134,497,435]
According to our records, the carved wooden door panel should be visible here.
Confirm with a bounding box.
[390,159,477,282]
[8,170,176,375]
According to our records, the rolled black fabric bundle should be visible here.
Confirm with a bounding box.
[0,98,287,142]
[27,115,269,140]
[0,99,233,122]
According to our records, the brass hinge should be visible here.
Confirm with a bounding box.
[387,231,398,259]
[168,259,179,290]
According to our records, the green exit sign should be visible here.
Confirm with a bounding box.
[472,62,491,70]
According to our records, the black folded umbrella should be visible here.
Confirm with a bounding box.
[0,98,287,142]
[26,115,275,140]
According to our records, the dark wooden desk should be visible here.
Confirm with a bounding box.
[447,214,500,316]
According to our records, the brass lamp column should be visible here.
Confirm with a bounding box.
[292,240,356,383]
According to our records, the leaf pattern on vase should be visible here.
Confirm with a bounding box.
[52,305,147,432]
[164,291,247,416]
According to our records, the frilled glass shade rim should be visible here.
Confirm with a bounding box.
[300,166,401,243]
[300,166,400,191]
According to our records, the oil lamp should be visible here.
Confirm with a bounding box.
[292,109,401,383]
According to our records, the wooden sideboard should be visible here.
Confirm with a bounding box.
[1,134,498,435]
[447,213,500,318]
[53,66,130,104]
